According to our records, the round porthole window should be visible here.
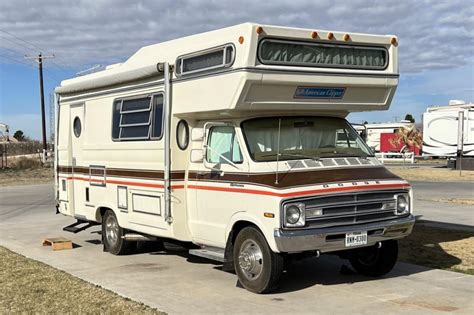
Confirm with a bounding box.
[176,120,189,150]
[73,117,82,138]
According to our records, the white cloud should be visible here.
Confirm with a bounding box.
[0,0,472,73]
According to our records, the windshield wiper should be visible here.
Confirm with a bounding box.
[280,153,321,161]
[319,150,369,158]
[259,152,320,161]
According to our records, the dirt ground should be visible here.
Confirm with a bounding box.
[399,223,474,275]
[388,166,474,182]
[0,247,164,314]
[0,167,53,187]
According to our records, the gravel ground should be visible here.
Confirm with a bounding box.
[388,166,474,182]
[0,167,53,187]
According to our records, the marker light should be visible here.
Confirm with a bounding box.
[256,26,264,34]
[311,31,318,39]
[238,36,244,44]
[391,37,398,45]
[327,32,334,40]
[343,34,351,41]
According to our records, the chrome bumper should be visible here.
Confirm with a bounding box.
[274,215,415,253]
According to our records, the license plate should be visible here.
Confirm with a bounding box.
[345,231,368,247]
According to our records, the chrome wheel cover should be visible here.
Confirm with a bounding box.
[105,214,119,247]
[238,239,264,280]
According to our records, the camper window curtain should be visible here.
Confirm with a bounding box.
[258,39,387,70]
[207,126,242,164]
[241,117,373,161]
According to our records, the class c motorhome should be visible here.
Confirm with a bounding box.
[54,23,414,293]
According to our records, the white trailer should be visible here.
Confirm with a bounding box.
[54,23,414,293]
[357,121,413,152]
[422,101,474,157]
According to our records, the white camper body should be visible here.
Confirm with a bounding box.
[422,102,474,157]
[55,23,414,293]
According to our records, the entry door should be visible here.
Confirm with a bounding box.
[69,104,85,216]
[194,123,248,245]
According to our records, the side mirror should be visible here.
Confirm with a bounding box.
[191,128,205,141]
[190,149,205,163]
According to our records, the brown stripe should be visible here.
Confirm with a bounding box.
[57,166,185,180]
[57,165,402,189]
[189,167,401,189]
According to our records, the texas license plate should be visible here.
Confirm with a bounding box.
[345,231,368,247]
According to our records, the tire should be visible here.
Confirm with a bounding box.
[233,226,284,294]
[102,210,135,255]
[349,240,398,277]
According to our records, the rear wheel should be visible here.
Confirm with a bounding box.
[102,210,135,255]
[349,240,398,277]
[233,227,284,293]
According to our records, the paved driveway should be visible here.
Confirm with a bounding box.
[0,184,473,314]
[411,181,474,228]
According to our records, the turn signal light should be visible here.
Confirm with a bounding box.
[264,212,275,218]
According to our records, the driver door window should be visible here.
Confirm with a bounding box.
[206,126,243,164]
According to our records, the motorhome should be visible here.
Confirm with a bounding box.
[54,23,414,293]
[423,100,473,159]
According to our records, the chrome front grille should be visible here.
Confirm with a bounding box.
[285,190,409,229]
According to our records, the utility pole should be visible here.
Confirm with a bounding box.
[25,53,54,163]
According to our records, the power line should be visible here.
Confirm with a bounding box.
[0,29,44,52]
[0,29,76,72]
[0,35,37,53]
[0,53,36,68]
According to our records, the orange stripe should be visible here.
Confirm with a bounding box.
[59,176,408,197]
[187,183,409,198]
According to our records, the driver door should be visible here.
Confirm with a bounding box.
[194,123,247,245]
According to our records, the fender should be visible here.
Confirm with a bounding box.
[225,211,280,253]
[94,202,118,223]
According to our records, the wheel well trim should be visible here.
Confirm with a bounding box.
[225,213,279,253]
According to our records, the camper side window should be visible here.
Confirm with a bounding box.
[112,94,164,141]
[206,126,243,164]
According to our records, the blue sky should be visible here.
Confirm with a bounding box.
[0,0,473,140]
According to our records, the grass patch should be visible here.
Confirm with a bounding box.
[0,167,53,187]
[0,247,164,314]
[399,223,474,274]
[388,166,474,182]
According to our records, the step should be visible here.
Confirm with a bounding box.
[63,220,98,234]
[189,246,225,262]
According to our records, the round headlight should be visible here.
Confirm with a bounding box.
[286,205,301,224]
[396,195,409,214]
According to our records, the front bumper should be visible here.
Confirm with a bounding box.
[274,215,415,253]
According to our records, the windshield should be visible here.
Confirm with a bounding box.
[241,117,373,162]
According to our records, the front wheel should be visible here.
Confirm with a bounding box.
[233,227,284,294]
[102,210,135,255]
[349,240,398,277]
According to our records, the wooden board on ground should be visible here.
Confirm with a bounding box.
[42,237,73,251]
